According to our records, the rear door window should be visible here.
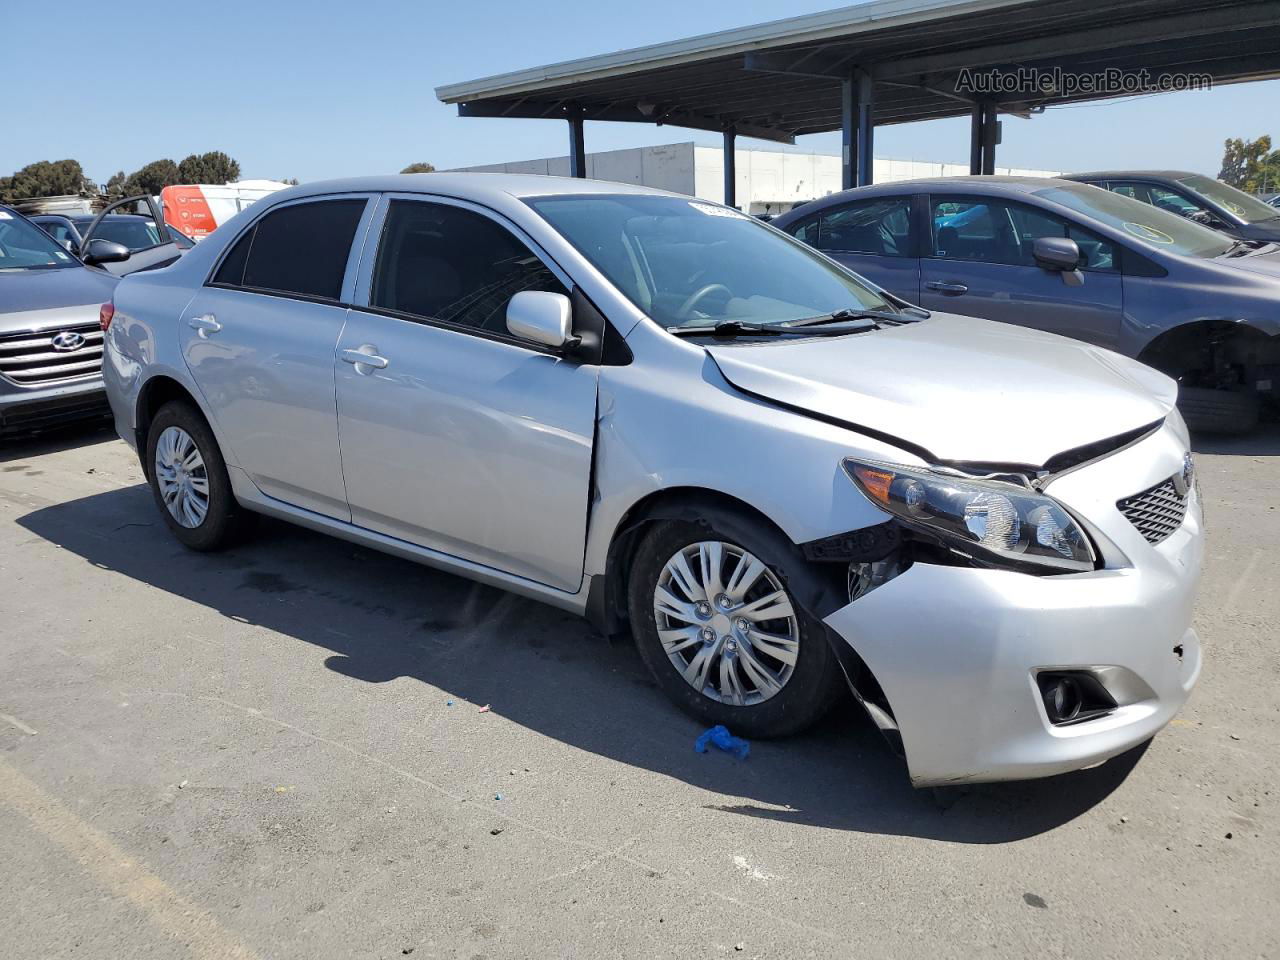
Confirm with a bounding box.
[369,200,567,335]
[814,197,913,257]
[239,199,366,300]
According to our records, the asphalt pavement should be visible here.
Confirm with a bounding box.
[1,423,1277,959]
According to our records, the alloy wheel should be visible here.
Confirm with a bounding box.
[154,425,210,529]
[653,540,800,706]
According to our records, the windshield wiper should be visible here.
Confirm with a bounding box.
[667,318,879,338]
[1222,239,1262,257]
[789,306,928,328]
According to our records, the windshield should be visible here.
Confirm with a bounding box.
[86,218,163,251]
[0,209,79,270]
[1034,184,1233,259]
[525,194,894,329]
[1176,173,1280,224]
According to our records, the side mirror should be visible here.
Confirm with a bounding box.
[82,238,131,265]
[1032,236,1081,273]
[506,291,577,350]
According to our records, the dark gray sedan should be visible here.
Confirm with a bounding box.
[1062,170,1280,243]
[771,177,1280,433]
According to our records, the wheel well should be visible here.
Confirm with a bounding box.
[1137,320,1275,386]
[587,487,791,638]
[135,376,200,474]
[587,485,900,746]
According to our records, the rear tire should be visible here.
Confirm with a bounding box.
[1177,385,1259,435]
[627,516,843,739]
[145,400,249,551]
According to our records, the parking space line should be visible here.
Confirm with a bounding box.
[0,758,259,960]
[1225,549,1262,611]
[1,713,37,736]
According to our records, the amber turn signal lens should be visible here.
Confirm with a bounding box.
[852,465,894,507]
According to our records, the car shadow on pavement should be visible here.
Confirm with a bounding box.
[19,482,1148,844]
[0,420,116,463]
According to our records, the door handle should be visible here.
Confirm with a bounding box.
[925,281,968,295]
[188,314,222,337]
[340,347,389,370]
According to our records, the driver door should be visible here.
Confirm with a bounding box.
[334,196,599,593]
[78,194,182,276]
[920,195,1125,349]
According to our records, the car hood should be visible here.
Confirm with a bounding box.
[706,313,1176,466]
[0,265,117,330]
[1214,247,1280,280]
[1239,221,1280,242]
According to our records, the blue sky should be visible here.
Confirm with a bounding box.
[5,0,1276,184]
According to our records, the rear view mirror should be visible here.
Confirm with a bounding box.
[81,238,131,265]
[506,291,577,350]
[1032,236,1081,272]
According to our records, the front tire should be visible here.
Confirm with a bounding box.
[627,517,842,738]
[145,400,248,551]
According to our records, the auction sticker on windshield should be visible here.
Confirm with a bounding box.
[1123,221,1175,244]
[689,201,747,218]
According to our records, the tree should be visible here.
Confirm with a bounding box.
[105,171,128,198]
[123,159,181,196]
[177,151,241,185]
[400,162,436,174]
[0,159,95,201]
[1219,136,1275,190]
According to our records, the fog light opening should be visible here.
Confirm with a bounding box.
[1037,671,1116,726]
[1043,676,1082,723]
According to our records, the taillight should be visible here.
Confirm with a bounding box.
[99,301,115,332]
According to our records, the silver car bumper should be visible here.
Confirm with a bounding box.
[826,422,1203,787]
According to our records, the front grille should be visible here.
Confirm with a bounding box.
[1117,476,1188,545]
[0,322,103,386]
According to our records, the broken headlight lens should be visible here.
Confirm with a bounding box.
[843,458,1095,573]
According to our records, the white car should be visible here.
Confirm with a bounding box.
[101,175,1203,786]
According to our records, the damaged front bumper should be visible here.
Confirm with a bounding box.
[824,421,1204,787]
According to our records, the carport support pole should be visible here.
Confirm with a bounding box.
[568,115,586,178]
[723,128,737,208]
[969,102,999,175]
[841,69,875,189]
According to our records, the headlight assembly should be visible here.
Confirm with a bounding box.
[843,458,1096,573]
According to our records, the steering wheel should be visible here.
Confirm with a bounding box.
[675,283,732,321]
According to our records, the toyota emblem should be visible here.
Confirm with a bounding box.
[1174,452,1195,498]
[50,330,86,352]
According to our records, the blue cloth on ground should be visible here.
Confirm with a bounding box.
[694,725,750,761]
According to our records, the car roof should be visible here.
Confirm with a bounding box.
[71,213,154,223]
[1062,170,1198,181]
[30,213,154,223]
[262,172,688,205]
[770,176,1090,220]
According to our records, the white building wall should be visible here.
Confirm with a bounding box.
[455,143,696,193]
[453,142,1058,214]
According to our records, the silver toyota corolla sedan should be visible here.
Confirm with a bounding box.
[102,175,1203,786]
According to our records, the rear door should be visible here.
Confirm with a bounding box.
[334,195,599,592]
[919,194,1125,349]
[786,195,920,303]
[180,194,376,520]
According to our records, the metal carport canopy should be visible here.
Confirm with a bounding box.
[437,0,1280,199]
